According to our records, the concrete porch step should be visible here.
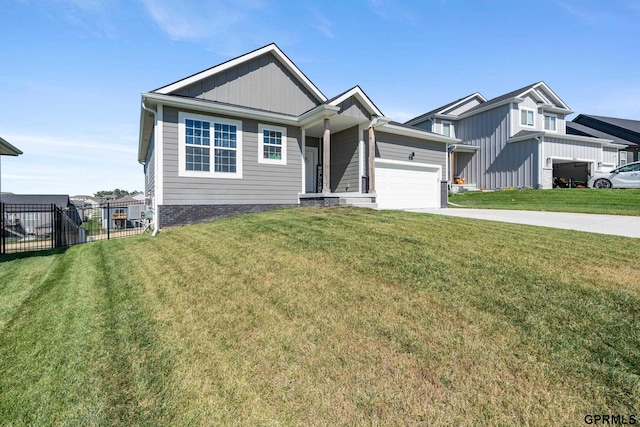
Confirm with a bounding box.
[338,196,377,209]
[451,184,480,193]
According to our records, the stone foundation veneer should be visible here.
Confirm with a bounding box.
[157,204,297,228]
[441,181,448,208]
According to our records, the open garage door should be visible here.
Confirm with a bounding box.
[375,159,441,209]
[552,159,593,188]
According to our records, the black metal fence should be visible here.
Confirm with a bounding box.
[1,200,148,256]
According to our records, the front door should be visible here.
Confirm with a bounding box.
[305,146,319,193]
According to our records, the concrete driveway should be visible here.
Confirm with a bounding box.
[407,208,640,238]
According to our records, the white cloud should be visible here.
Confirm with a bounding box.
[309,8,335,39]
[5,133,136,155]
[140,0,265,41]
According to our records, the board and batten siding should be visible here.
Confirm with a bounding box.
[458,104,538,189]
[330,126,360,193]
[374,131,447,180]
[172,53,320,116]
[543,138,601,160]
[161,107,302,205]
[144,136,155,202]
[603,147,618,165]
[336,98,371,121]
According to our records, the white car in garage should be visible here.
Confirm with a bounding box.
[588,161,640,188]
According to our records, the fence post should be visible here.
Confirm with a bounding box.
[1,202,4,256]
[107,202,110,240]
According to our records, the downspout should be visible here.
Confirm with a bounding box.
[141,101,160,236]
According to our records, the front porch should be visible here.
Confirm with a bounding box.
[299,87,388,207]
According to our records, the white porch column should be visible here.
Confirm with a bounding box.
[323,118,330,193]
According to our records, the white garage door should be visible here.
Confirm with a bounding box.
[375,159,441,209]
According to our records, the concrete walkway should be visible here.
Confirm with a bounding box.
[407,208,640,238]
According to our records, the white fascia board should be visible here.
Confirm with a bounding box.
[450,144,480,153]
[143,93,299,126]
[329,86,384,117]
[298,104,340,128]
[534,82,571,110]
[380,123,460,144]
[541,133,614,145]
[154,44,327,102]
[440,92,488,115]
[507,132,544,143]
[540,105,574,115]
[458,98,523,119]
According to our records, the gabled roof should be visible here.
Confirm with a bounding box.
[464,82,540,114]
[326,85,384,118]
[581,115,640,133]
[153,43,327,103]
[405,92,485,125]
[0,136,22,156]
[566,122,632,147]
[573,114,640,144]
[0,194,72,206]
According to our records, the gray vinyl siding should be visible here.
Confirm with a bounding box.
[161,107,302,205]
[172,52,320,116]
[336,98,371,121]
[457,104,538,189]
[544,138,600,160]
[374,131,447,180]
[144,135,155,202]
[444,98,483,115]
[330,126,360,192]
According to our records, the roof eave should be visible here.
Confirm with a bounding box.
[0,137,23,156]
[379,123,460,144]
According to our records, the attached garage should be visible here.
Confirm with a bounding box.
[375,159,441,209]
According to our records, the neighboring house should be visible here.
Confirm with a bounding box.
[406,82,623,190]
[0,137,22,156]
[138,43,457,228]
[100,195,145,230]
[1,194,82,238]
[568,115,640,166]
[71,195,102,221]
[0,136,23,195]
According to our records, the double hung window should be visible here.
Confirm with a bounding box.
[179,112,242,178]
[520,109,535,127]
[258,124,287,165]
[544,114,557,131]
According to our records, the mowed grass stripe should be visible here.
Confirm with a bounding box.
[449,188,640,215]
[0,207,639,425]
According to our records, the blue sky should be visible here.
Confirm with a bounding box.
[1,0,639,196]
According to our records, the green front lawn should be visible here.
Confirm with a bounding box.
[1,207,639,425]
[450,188,640,215]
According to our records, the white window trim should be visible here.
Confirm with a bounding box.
[619,151,627,166]
[544,113,557,132]
[442,120,452,137]
[520,108,535,127]
[178,111,243,179]
[258,123,287,165]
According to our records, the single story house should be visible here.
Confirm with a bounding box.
[406,82,624,190]
[138,43,457,228]
[1,194,82,238]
